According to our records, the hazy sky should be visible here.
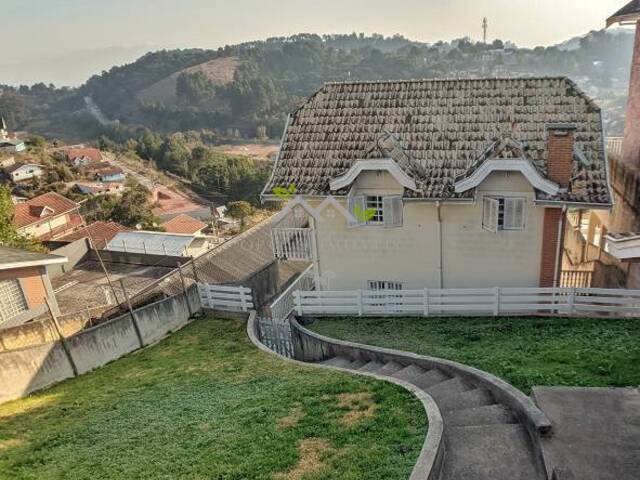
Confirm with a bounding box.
[1,0,627,86]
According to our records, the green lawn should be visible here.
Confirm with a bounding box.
[0,318,425,480]
[309,316,640,393]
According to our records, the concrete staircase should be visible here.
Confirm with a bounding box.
[319,356,547,480]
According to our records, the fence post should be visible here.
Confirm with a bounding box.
[45,297,78,377]
[357,289,363,316]
[190,257,200,284]
[119,279,145,348]
[423,288,429,317]
[177,262,193,317]
[294,290,302,315]
[569,287,576,316]
[240,287,249,312]
[493,286,500,316]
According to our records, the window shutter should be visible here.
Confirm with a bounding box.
[503,198,525,230]
[348,195,365,227]
[383,196,403,228]
[482,197,498,233]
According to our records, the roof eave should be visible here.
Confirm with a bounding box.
[0,255,68,271]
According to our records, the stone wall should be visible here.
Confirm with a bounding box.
[0,285,201,404]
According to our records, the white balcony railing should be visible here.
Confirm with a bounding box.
[268,264,315,322]
[272,228,314,261]
[606,137,624,157]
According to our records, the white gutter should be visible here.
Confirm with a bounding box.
[0,255,68,271]
[436,201,444,288]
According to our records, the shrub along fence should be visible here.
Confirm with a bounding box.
[293,287,640,317]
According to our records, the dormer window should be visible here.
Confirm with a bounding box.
[349,194,403,228]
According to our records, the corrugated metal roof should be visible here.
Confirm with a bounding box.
[106,231,195,256]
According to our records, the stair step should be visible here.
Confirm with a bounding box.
[358,361,385,373]
[424,377,469,400]
[392,364,428,383]
[320,356,352,368]
[348,359,367,369]
[438,388,495,412]
[413,368,451,390]
[443,404,517,427]
[442,424,546,480]
[376,361,405,376]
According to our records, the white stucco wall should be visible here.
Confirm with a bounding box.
[310,171,544,290]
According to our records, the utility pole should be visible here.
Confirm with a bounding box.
[482,17,488,44]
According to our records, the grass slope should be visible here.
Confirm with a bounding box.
[0,318,425,480]
[309,316,640,393]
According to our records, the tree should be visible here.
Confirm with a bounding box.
[0,185,45,252]
[226,201,253,229]
[86,178,162,230]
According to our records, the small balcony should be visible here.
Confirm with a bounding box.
[272,228,314,261]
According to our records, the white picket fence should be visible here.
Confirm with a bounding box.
[293,287,640,317]
[268,264,315,322]
[198,284,253,312]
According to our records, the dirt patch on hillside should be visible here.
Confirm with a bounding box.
[277,404,305,430]
[137,56,242,105]
[337,392,377,427]
[216,143,279,161]
[273,438,332,480]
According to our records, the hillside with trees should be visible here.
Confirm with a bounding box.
[1,29,634,143]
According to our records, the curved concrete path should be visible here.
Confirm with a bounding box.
[290,317,552,480]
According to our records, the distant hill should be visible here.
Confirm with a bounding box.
[1,30,635,141]
[137,56,243,105]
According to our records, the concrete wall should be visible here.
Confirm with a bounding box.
[0,285,201,404]
[0,342,76,402]
[87,249,190,268]
[47,238,91,279]
[312,171,544,290]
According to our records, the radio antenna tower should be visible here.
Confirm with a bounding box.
[482,17,488,44]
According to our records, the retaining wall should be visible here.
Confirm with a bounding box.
[0,285,201,404]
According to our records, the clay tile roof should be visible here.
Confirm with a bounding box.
[264,77,610,205]
[162,214,207,234]
[13,192,80,229]
[57,221,129,249]
[607,0,640,27]
[66,147,103,162]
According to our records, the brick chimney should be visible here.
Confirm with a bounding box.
[546,125,575,188]
[623,20,640,168]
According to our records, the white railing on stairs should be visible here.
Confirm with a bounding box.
[293,287,640,317]
[268,264,315,321]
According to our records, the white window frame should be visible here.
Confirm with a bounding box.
[365,195,384,224]
[483,196,525,232]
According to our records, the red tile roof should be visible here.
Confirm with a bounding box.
[162,214,207,234]
[57,221,129,249]
[14,192,80,229]
[66,147,103,162]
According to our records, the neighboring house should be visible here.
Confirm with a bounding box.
[56,221,128,249]
[0,246,67,328]
[95,167,125,183]
[75,182,125,196]
[14,192,85,241]
[162,214,208,236]
[0,139,26,153]
[64,147,103,167]
[263,78,611,291]
[105,231,210,257]
[4,162,44,182]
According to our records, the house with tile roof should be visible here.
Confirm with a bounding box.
[0,246,67,328]
[162,214,208,235]
[63,147,103,167]
[56,221,128,249]
[14,192,85,241]
[263,77,612,290]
